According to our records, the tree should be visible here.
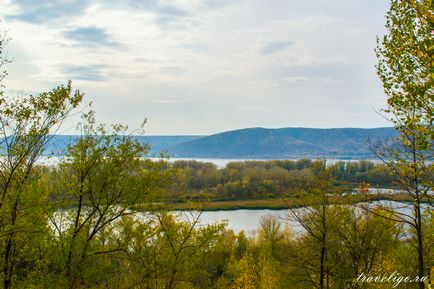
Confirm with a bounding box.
[330,206,401,288]
[0,82,82,289]
[46,111,169,288]
[0,26,10,86]
[259,214,283,256]
[0,24,85,288]
[153,210,226,289]
[231,253,257,289]
[375,1,433,288]
[286,162,337,289]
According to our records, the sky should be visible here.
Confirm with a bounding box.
[0,0,391,135]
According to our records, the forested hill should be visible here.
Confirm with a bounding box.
[44,127,397,159]
[44,135,204,156]
[169,127,398,159]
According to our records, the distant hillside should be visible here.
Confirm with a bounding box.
[42,128,398,159]
[168,127,398,159]
[44,135,205,156]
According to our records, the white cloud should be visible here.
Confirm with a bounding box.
[0,0,391,134]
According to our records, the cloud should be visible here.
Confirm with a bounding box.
[64,27,121,48]
[60,64,107,81]
[261,40,295,55]
[154,96,195,104]
[112,0,189,27]
[2,0,391,134]
[279,76,341,86]
[6,0,90,23]
[5,0,188,28]
[125,0,189,16]
[200,0,238,9]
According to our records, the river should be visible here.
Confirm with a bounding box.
[177,200,430,235]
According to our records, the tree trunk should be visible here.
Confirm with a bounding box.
[67,194,84,289]
[3,236,13,289]
[415,201,425,289]
[319,238,326,289]
[4,200,19,289]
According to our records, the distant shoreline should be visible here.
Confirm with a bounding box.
[37,156,383,168]
[169,193,431,211]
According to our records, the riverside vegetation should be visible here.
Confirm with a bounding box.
[0,0,433,288]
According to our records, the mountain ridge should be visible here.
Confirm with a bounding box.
[42,127,398,159]
[168,127,398,159]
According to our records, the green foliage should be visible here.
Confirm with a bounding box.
[376,0,433,185]
[376,1,433,287]
[168,159,399,202]
[328,206,400,288]
[44,110,173,288]
[0,80,83,289]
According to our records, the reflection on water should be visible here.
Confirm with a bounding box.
[49,201,429,238]
[178,200,430,236]
[178,209,302,236]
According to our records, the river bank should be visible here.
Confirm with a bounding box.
[170,192,431,211]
